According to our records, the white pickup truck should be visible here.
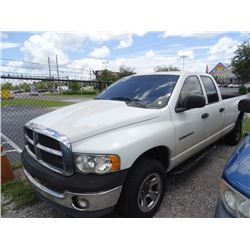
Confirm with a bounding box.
[22,72,247,217]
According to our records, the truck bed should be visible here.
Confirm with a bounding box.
[220,87,241,100]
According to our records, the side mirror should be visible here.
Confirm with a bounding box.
[238,99,250,113]
[176,94,206,113]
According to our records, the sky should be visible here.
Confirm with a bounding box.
[0,31,249,79]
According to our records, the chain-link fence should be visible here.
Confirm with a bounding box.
[1,76,111,164]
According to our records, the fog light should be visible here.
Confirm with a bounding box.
[74,196,89,209]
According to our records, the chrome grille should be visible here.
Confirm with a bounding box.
[24,122,73,176]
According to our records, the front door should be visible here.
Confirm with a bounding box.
[171,75,208,164]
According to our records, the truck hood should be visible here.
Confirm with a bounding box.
[30,100,160,143]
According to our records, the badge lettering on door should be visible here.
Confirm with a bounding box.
[179,132,194,141]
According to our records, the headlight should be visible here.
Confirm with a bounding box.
[74,154,120,174]
[220,179,250,218]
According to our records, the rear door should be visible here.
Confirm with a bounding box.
[200,75,225,142]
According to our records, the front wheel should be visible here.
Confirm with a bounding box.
[225,120,242,146]
[118,158,166,218]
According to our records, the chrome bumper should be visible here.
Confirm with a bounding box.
[24,169,122,212]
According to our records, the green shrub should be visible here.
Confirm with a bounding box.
[2,180,39,209]
[239,86,247,94]
[62,90,98,96]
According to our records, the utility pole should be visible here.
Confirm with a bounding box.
[48,57,51,78]
[89,68,92,80]
[180,55,188,71]
[55,55,60,93]
[81,68,84,80]
[56,55,60,79]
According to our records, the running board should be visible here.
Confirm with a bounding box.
[169,145,217,175]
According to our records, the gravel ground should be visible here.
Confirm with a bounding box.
[1,141,235,218]
[155,141,235,217]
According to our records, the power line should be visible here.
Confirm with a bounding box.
[1,64,90,75]
[1,57,90,72]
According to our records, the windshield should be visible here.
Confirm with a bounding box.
[96,74,179,108]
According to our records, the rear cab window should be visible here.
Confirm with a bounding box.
[200,76,219,104]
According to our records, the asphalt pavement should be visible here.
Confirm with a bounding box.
[1,94,87,162]
[1,105,57,162]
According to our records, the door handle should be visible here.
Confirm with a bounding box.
[201,113,209,119]
[219,108,225,112]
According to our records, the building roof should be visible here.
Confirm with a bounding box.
[209,62,228,74]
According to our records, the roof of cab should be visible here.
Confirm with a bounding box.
[133,71,212,77]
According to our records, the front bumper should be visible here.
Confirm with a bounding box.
[24,169,122,215]
[214,198,233,218]
[22,149,128,217]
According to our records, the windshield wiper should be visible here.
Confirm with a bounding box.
[110,96,147,108]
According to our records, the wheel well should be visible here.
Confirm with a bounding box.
[238,111,244,121]
[133,146,170,170]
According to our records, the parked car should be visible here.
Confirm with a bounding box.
[22,72,247,217]
[12,89,24,94]
[57,86,69,93]
[215,98,250,218]
[228,84,240,88]
[29,88,39,96]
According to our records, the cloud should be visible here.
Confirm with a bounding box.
[1,42,21,49]
[162,31,219,39]
[20,32,147,63]
[117,34,133,48]
[208,37,238,61]
[145,49,156,57]
[21,34,69,64]
[89,46,110,58]
[239,31,250,39]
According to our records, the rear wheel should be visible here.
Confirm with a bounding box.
[118,158,166,218]
[225,120,242,146]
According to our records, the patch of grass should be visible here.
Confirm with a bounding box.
[45,92,98,98]
[1,180,39,209]
[243,118,250,132]
[11,161,23,170]
[1,98,73,108]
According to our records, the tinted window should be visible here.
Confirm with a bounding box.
[97,75,179,108]
[201,76,219,103]
[177,76,203,108]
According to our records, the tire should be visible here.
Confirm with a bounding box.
[118,157,166,218]
[225,119,242,146]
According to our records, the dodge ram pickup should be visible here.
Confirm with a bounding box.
[22,72,248,217]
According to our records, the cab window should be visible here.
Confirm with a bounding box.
[177,76,203,109]
[200,76,219,104]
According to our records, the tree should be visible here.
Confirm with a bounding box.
[231,41,250,83]
[99,69,118,82]
[35,81,49,90]
[154,65,181,72]
[118,65,135,78]
[22,82,31,92]
[1,82,13,90]
[70,82,81,91]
